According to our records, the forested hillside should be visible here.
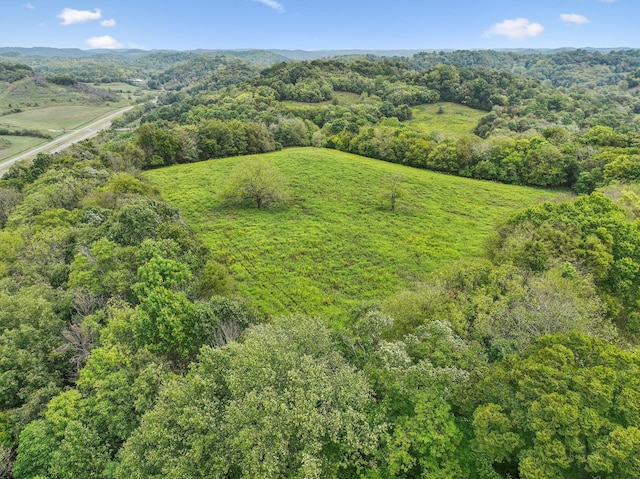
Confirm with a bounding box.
[131,56,640,191]
[2,48,640,479]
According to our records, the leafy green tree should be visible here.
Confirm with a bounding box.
[466,332,640,479]
[366,344,470,479]
[522,138,571,186]
[0,283,69,446]
[341,311,484,479]
[49,421,110,479]
[13,344,173,478]
[82,172,160,211]
[194,261,234,298]
[489,193,640,331]
[221,159,290,209]
[603,154,640,183]
[68,238,136,301]
[117,317,376,479]
[106,198,180,246]
[133,285,196,361]
[582,125,628,147]
[0,187,21,228]
[383,174,404,211]
[12,420,56,479]
[136,123,181,167]
[381,258,614,354]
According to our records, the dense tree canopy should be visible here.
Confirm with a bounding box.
[465,332,640,479]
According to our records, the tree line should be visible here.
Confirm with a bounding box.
[127,57,640,191]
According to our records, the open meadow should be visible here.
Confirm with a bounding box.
[0,135,46,164]
[0,105,121,131]
[406,102,486,136]
[146,147,561,319]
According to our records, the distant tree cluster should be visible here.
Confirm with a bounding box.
[0,61,33,83]
[411,48,640,88]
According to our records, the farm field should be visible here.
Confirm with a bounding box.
[280,97,485,136]
[0,135,46,164]
[146,147,561,319]
[0,104,124,163]
[0,105,120,131]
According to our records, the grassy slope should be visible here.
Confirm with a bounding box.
[146,147,560,320]
[407,102,486,136]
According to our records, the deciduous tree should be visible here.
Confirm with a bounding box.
[221,159,289,209]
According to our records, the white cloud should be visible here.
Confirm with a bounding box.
[252,0,284,12]
[57,8,102,26]
[560,13,590,25]
[101,18,116,27]
[86,35,122,49]
[23,3,35,9]
[483,18,544,40]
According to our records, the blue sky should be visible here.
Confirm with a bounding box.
[2,0,637,51]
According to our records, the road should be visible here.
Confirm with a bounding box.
[0,105,134,174]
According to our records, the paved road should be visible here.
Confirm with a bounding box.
[0,105,134,174]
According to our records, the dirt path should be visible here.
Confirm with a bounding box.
[0,105,133,175]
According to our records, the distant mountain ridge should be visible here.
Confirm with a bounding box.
[0,46,636,61]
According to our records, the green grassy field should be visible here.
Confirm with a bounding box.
[0,105,119,131]
[406,102,486,136]
[146,147,561,319]
[0,136,46,164]
[0,76,134,161]
[0,104,132,162]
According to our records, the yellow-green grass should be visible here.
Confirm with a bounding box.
[406,102,486,136]
[0,106,120,133]
[0,136,46,163]
[146,147,560,320]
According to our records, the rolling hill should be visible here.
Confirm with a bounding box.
[146,147,561,319]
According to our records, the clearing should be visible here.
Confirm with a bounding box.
[146,147,560,319]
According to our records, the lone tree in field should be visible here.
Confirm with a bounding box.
[221,159,290,209]
[384,174,404,211]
